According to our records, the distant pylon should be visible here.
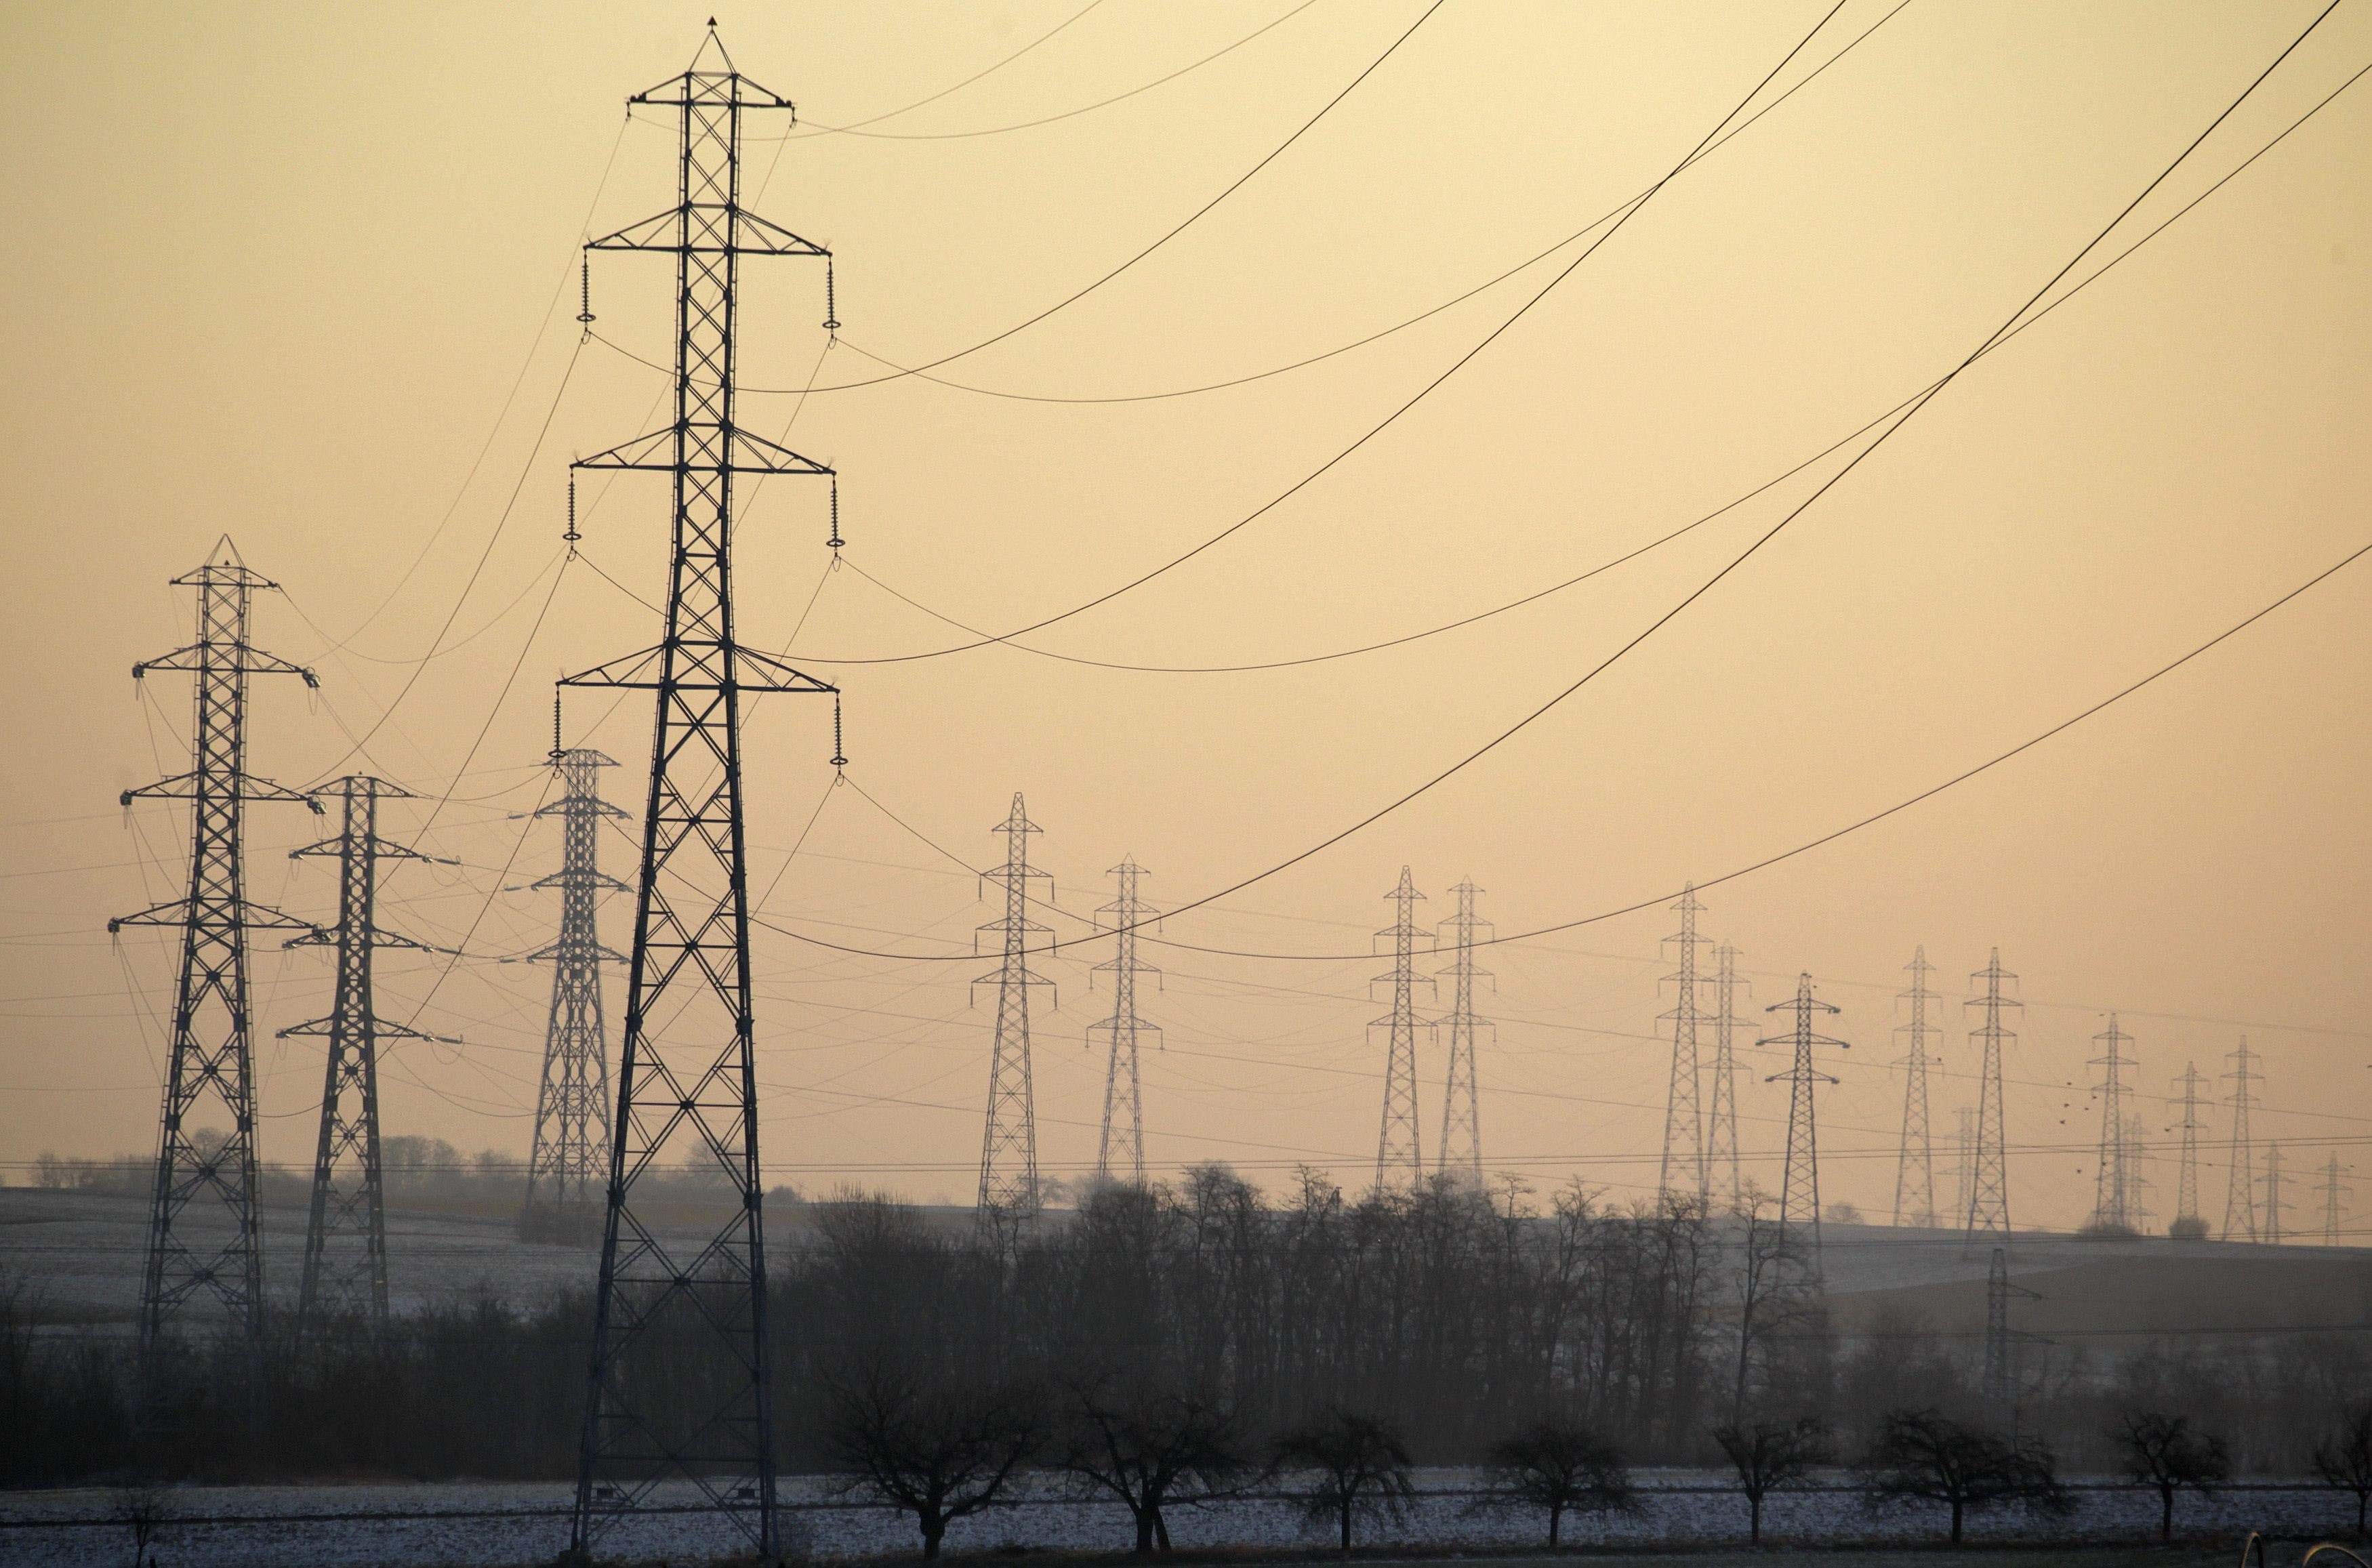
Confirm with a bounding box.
[2261,1140,2289,1246]
[1963,949,2019,1246]
[1658,886,1708,1205]
[110,539,319,1364]
[977,794,1051,1247]
[2088,1015,2137,1231]
[1707,944,1749,1211]
[1892,947,1939,1228]
[2123,1112,2155,1233]
[522,735,626,1234]
[2222,1037,2260,1241]
[2322,1155,2350,1247]
[1955,1106,1976,1230]
[1371,867,1433,1191]
[1435,879,1491,1186]
[2171,1062,2206,1232]
[1761,973,1846,1279]
[1089,857,1160,1187]
[281,777,448,1336]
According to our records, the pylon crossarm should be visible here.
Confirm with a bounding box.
[134,642,319,687]
[122,771,317,808]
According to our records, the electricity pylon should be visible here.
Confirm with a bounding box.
[1761,973,1845,1280]
[1658,886,1707,1205]
[2222,1037,2260,1242]
[1089,857,1159,1187]
[523,735,625,1235]
[2123,1111,2155,1233]
[2170,1062,2205,1233]
[2261,1140,2289,1246]
[560,30,840,1561]
[2322,1155,2350,1247]
[1963,949,2018,1247]
[1372,867,1433,1191]
[1706,943,1749,1211]
[110,539,318,1363]
[280,777,447,1336]
[1955,1107,1977,1229]
[1892,947,1939,1228]
[977,794,1051,1248]
[2088,1015,2137,1232]
[1435,879,1492,1186]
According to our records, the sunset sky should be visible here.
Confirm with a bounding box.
[3,0,2368,1231]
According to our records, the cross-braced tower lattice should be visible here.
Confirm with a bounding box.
[1707,943,1749,1212]
[1963,949,2018,1247]
[977,794,1051,1249]
[2321,1155,2350,1247]
[2222,1037,2260,1242]
[2089,1014,2138,1233]
[1089,857,1159,1188]
[1435,879,1491,1187]
[523,735,625,1237]
[1658,886,1707,1205]
[1892,946,1939,1228]
[1955,1106,1977,1230]
[2171,1061,2205,1234]
[110,539,318,1365]
[2123,1111,2154,1233]
[2261,1140,2289,1246]
[1372,867,1433,1191]
[281,776,447,1336]
[560,30,840,1559]
[1761,972,1845,1279]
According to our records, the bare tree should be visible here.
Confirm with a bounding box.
[1858,1407,2071,1544]
[1471,1415,1635,1545]
[1711,1417,1831,1544]
[2114,1410,2230,1542]
[1272,1407,1417,1554]
[2315,1402,2372,1538]
[110,1485,174,1567]
[824,1358,1043,1560]
[1730,1190,1814,1417]
[1055,1374,1251,1553]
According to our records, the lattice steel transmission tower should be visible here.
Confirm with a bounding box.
[1892,946,1939,1228]
[111,539,318,1360]
[1372,867,1432,1191]
[1658,886,1707,1205]
[1761,973,1845,1278]
[1435,879,1491,1186]
[2222,1037,2260,1242]
[281,777,446,1335]
[2088,1015,2138,1232]
[2322,1155,2350,1247]
[523,737,625,1235]
[1707,943,1748,1211]
[2261,1141,2289,1245]
[2123,1112,2154,1233]
[1089,857,1159,1187]
[1955,1106,1977,1229]
[560,30,840,1560]
[2171,1062,2205,1233]
[977,794,1050,1247]
[1963,949,2018,1246]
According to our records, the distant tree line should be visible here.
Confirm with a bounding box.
[4,1166,2369,1553]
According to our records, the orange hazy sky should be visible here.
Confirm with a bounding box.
[2,1,2369,1230]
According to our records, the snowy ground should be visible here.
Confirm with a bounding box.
[1,1471,2355,1567]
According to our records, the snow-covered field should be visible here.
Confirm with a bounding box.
[1,1472,2355,1567]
